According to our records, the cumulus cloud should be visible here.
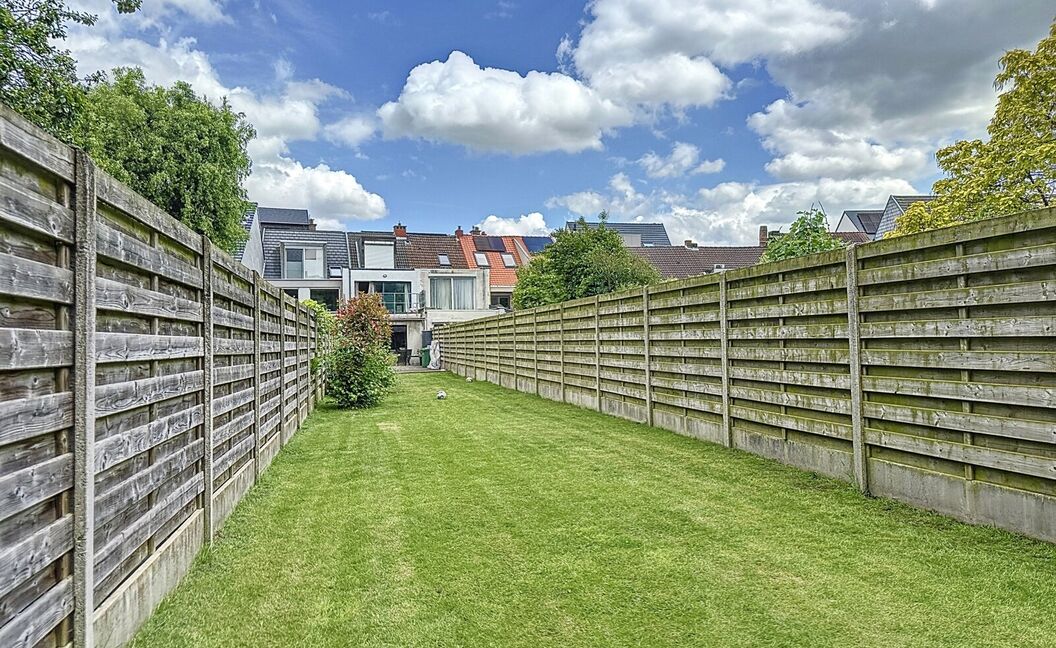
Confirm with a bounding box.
[324,115,376,148]
[638,142,724,178]
[66,6,386,225]
[475,212,551,236]
[378,51,633,154]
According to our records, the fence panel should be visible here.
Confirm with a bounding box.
[436,206,1056,544]
[0,107,324,648]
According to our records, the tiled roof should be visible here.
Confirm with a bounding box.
[257,206,311,226]
[567,221,672,246]
[834,231,871,244]
[262,228,350,280]
[631,246,763,278]
[459,235,530,288]
[404,233,470,269]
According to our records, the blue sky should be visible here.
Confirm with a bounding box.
[67,0,1053,244]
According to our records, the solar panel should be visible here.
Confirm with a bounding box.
[473,236,506,252]
[522,237,552,253]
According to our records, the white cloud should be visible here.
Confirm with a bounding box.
[378,51,633,154]
[638,142,724,178]
[65,7,387,225]
[324,115,376,148]
[584,53,730,109]
[475,212,551,236]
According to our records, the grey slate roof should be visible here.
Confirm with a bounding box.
[840,210,883,235]
[262,228,350,280]
[566,221,672,246]
[257,207,311,227]
[874,195,936,240]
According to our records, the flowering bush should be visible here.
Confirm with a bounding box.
[329,293,395,409]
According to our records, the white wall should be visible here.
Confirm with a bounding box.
[240,211,265,273]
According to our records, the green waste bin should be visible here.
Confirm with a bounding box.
[421,347,430,367]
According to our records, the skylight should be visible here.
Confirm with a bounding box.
[474,252,489,266]
[500,253,516,268]
[438,253,451,266]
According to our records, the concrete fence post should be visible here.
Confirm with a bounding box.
[533,310,539,397]
[201,236,215,544]
[845,245,869,493]
[252,273,262,481]
[72,150,97,648]
[295,303,303,426]
[594,295,601,412]
[558,304,566,402]
[719,274,733,448]
[642,286,653,427]
[512,313,518,387]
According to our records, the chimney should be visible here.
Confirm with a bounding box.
[759,225,768,247]
[684,239,698,249]
[308,218,317,231]
[393,222,407,238]
[470,225,483,236]
[455,226,464,238]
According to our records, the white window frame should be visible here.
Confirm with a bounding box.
[283,245,325,279]
[473,252,489,267]
[438,253,451,266]
[500,253,516,268]
[430,276,475,310]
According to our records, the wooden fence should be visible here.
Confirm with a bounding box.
[0,107,324,648]
[438,207,1056,544]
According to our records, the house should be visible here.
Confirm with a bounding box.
[457,226,538,310]
[835,209,884,237]
[237,208,497,363]
[631,240,764,278]
[565,221,671,246]
[873,195,937,240]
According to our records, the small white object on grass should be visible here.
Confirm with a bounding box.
[466,377,474,383]
[436,390,447,400]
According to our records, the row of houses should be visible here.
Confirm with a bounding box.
[236,194,927,362]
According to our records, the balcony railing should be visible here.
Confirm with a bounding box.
[379,291,421,314]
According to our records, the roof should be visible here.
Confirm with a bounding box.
[839,210,883,235]
[459,234,530,288]
[233,204,257,261]
[404,233,470,269]
[834,231,871,244]
[631,246,763,278]
[874,195,936,240]
[522,236,553,253]
[566,221,672,246]
[257,206,311,227]
[262,228,350,280]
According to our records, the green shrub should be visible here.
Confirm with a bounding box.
[327,345,396,409]
[328,293,395,409]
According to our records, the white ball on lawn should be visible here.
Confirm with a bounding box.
[466,377,474,382]
[436,390,447,400]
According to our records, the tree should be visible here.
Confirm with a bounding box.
[73,68,255,253]
[891,21,1056,237]
[758,208,843,264]
[0,0,139,139]
[512,214,660,309]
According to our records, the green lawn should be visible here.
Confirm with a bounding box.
[132,373,1056,647]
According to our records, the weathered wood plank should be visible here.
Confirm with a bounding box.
[0,105,76,180]
[0,392,73,445]
[731,385,851,415]
[0,515,72,600]
[215,411,254,447]
[95,277,203,322]
[95,370,203,417]
[727,322,849,340]
[0,454,72,521]
[94,171,202,253]
[727,299,847,320]
[95,406,204,473]
[95,333,203,363]
[0,173,74,243]
[0,328,73,369]
[0,575,73,648]
[863,401,1055,445]
[860,349,1055,372]
[860,280,1055,312]
[0,251,73,304]
[213,363,254,386]
[862,375,1055,408]
[96,224,203,289]
[212,306,254,331]
[866,429,1056,480]
[213,338,254,356]
[94,440,203,525]
[728,367,851,390]
[859,242,1056,286]
[731,405,852,441]
[213,386,254,417]
[860,316,1055,339]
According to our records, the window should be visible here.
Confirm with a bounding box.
[491,293,511,309]
[284,246,324,279]
[430,276,475,309]
[438,253,451,266]
[309,289,339,311]
[283,288,299,299]
[473,252,489,267]
[363,240,395,268]
[713,264,726,272]
[500,253,516,268]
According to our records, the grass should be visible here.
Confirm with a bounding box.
[131,372,1056,647]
